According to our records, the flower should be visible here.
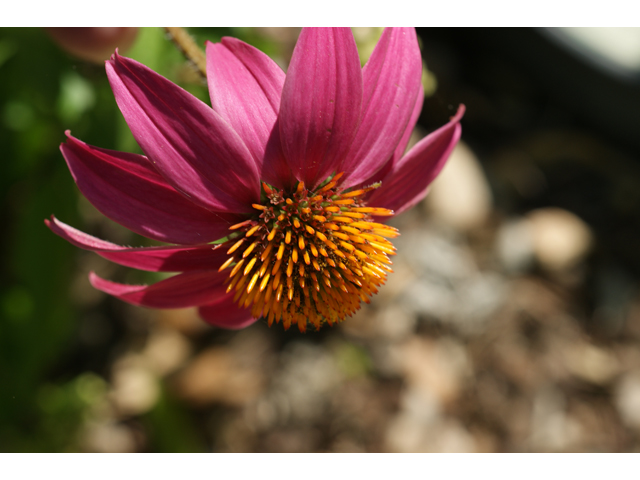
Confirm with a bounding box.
[46,27,464,332]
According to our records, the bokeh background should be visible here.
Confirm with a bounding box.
[2,27,640,452]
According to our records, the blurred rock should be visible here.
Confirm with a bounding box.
[401,268,506,335]
[386,383,476,452]
[614,372,640,430]
[526,208,593,272]
[496,218,536,273]
[385,386,440,452]
[142,327,191,376]
[109,355,159,417]
[398,225,477,281]
[425,141,492,232]
[452,272,508,334]
[403,278,456,321]
[390,336,470,406]
[371,304,417,340]
[507,276,570,324]
[328,378,398,447]
[562,342,620,385]
[81,421,137,453]
[269,342,342,423]
[172,346,264,407]
[528,386,582,452]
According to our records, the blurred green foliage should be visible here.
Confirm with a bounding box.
[0,27,276,452]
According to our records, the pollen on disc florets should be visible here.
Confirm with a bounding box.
[218,173,399,332]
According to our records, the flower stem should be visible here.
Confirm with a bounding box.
[164,27,207,80]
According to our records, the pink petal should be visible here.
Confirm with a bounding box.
[342,28,423,189]
[368,105,465,215]
[60,133,241,245]
[46,216,229,272]
[206,38,291,188]
[357,85,424,189]
[198,295,258,330]
[390,85,425,168]
[106,52,259,214]
[89,270,228,308]
[279,27,363,188]
[263,119,296,190]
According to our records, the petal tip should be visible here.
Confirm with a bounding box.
[107,48,119,63]
[204,39,219,53]
[452,104,466,122]
[88,270,100,287]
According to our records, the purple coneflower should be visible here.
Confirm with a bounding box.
[46,27,464,332]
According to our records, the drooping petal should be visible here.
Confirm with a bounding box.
[206,37,291,188]
[279,27,363,188]
[341,28,423,188]
[46,216,229,272]
[357,85,424,189]
[60,133,241,245]
[106,52,259,214]
[89,270,228,308]
[198,295,257,330]
[368,105,465,215]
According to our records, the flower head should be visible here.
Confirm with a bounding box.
[46,28,464,332]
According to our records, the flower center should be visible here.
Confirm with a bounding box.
[218,173,399,332]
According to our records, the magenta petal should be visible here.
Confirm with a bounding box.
[208,39,293,190]
[89,270,228,308]
[368,105,465,215]
[262,119,296,190]
[342,28,423,189]
[60,133,241,245]
[279,27,363,188]
[198,295,257,330]
[46,216,229,272]
[106,52,259,214]
[357,85,424,189]
[391,85,425,167]
[206,38,289,182]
